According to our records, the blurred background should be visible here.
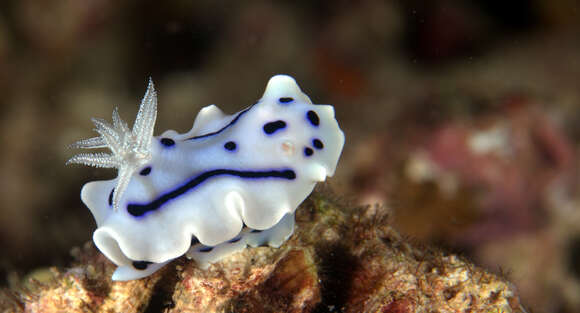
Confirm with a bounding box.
[0,0,579,311]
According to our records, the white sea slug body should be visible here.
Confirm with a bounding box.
[68,75,345,281]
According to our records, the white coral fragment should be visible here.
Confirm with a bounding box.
[67,79,158,211]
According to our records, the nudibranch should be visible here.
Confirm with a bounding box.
[68,75,345,281]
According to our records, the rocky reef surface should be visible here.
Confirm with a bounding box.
[1,190,524,313]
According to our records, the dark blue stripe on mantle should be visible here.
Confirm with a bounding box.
[127,168,296,217]
[186,106,252,140]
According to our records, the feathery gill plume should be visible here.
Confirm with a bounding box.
[67,79,158,211]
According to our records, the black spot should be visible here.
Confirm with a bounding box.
[132,261,152,270]
[191,237,200,246]
[140,166,152,176]
[160,138,175,147]
[304,147,314,156]
[250,229,263,233]
[263,120,287,135]
[228,236,242,243]
[108,189,114,207]
[307,110,320,126]
[224,141,237,151]
[312,139,324,149]
[199,246,213,253]
[278,97,294,104]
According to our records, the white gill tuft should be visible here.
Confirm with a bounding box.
[67,79,158,211]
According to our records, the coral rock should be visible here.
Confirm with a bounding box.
[1,191,525,313]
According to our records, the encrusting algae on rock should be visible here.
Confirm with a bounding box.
[1,189,526,313]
